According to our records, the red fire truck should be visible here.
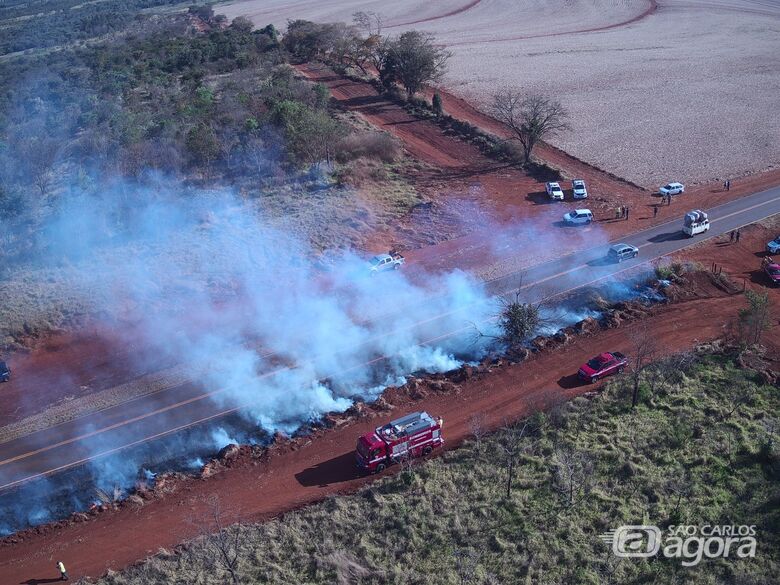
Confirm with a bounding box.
[355,411,443,473]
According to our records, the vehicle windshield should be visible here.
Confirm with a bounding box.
[587,358,604,370]
[369,256,382,266]
[767,266,780,275]
[356,439,370,458]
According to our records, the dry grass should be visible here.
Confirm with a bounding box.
[224,0,780,187]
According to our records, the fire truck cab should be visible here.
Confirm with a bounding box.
[355,411,443,473]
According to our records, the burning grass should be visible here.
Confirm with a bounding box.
[88,351,780,584]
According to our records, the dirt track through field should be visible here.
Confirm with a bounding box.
[386,0,483,28]
[445,0,659,46]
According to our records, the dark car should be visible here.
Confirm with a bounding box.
[0,361,9,383]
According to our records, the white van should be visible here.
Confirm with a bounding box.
[682,209,709,237]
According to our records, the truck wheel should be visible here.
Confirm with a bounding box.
[375,463,386,473]
[617,366,624,374]
[422,445,433,456]
[591,375,599,383]
[393,264,400,270]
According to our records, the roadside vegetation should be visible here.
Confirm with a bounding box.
[91,350,780,584]
[282,11,571,168]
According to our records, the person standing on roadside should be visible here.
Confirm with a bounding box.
[730,230,735,243]
[736,229,741,243]
[57,561,69,581]
[727,180,731,191]
[653,206,658,218]
[625,206,630,220]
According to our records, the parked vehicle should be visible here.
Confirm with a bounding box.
[608,243,639,263]
[682,209,710,237]
[578,351,628,383]
[766,235,780,254]
[761,256,780,286]
[571,179,588,199]
[563,209,593,225]
[355,411,443,473]
[0,361,10,383]
[546,181,564,201]
[659,182,685,196]
[368,252,405,273]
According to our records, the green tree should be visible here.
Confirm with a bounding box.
[739,290,771,345]
[271,100,345,166]
[185,123,220,170]
[230,16,254,35]
[432,92,443,116]
[495,292,544,346]
[384,31,450,98]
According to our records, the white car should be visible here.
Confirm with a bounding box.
[563,209,593,225]
[659,182,685,196]
[546,182,564,201]
[571,179,588,199]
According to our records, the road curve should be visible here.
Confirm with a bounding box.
[1,184,778,494]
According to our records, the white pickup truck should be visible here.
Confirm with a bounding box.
[368,252,405,273]
[546,182,564,201]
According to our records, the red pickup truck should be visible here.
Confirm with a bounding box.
[761,256,780,286]
[578,352,627,383]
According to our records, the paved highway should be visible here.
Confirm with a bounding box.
[1,185,779,493]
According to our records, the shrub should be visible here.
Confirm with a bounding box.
[335,132,400,163]
[432,92,443,116]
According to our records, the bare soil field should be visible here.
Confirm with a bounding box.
[223,0,780,187]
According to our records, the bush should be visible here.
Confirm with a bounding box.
[332,159,387,187]
[335,132,400,163]
[432,92,443,116]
